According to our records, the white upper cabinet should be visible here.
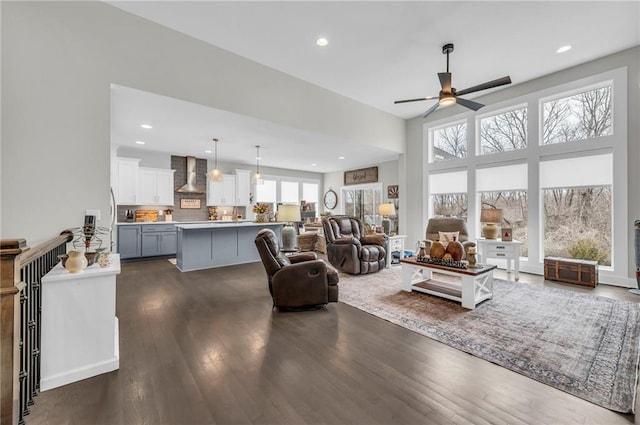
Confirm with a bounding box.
[138,167,175,206]
[207,174,236,206]
[115,157,140,205]
[234,169,251,205]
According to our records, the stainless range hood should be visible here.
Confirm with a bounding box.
[176,156,206,193]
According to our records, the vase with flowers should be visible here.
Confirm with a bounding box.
[252,203,270,223]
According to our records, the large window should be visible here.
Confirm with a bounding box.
[477,164,528,257]
[255,176,321,217]
[423,68,625,282]
[429,171,468,218]
[280,181,299,203]
[479,106,527,154]
[542,84,612,145]
[430,122,467,162]
[540,154,612,266]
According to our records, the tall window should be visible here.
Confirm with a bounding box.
[429,170,468,218]
[477,164,528,257]
[540,154,612,266]
[430,122,467,162]
[542,84,612,145]
[479,106,527,154]
[302,183,319,203]
[280,181,299,203]
[256,178,277,213]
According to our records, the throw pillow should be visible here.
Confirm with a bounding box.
[438,231,460,246]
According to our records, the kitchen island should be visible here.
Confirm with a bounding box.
[175,221,283,272]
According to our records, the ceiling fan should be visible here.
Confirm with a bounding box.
[394,43,512,118]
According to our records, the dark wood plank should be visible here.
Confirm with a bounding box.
[25,259,640,425]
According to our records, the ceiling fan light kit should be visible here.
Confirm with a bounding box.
[395,43,512,118]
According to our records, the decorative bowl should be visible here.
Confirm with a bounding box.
[84,248,107,266]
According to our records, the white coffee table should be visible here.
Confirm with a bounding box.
[400,257,497,309]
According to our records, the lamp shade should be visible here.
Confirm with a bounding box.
[378,203,396,216]
[277,204,301,222]
[480,208,503,223]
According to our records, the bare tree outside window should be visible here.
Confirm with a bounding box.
[543,86,612,145]
[543,186,611,266]
[481,191,528,257]
[432,194,468,218]
[432,123,467,161]
[480,107,528,154]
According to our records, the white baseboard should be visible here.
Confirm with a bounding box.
[41,356,119,391]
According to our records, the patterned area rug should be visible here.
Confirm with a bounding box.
[338,267,640,412]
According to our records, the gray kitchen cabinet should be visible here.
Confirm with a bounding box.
[141,224,177,257]
[117,225,142,259]
[118,224,176,259]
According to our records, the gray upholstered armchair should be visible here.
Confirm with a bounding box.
[322,215,388,275]
[254,228,339,309]
[424,217,476,258]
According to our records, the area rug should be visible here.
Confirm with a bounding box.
[338,267,640,413]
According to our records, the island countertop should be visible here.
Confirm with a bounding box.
[175,221,285,230]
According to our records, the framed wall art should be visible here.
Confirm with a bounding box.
[387,185,399,199]
[344,166,378,185]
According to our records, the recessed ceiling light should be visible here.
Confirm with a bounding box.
[556,45,572,53]
[135,140,145,145]
[140,124,152,129]
[316,37,328,47]
[311,163,317,166]
[338,156,344,160]
[205,150,212,154]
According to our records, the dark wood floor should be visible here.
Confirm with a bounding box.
[26,258,640,425]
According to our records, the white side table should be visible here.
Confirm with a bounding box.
[476,239,522,281]
[386,234,407,267]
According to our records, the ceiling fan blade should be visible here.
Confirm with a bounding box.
[438,72,452,92]
[456,76,512,96]
[394,96,437,104]
[456,97,484,111]
[420,103,440,118]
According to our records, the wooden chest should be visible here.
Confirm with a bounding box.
[544,257,598,288]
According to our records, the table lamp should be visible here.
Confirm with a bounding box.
[480,208,502,239]
[378,203,396,235]
[277,204,301,251]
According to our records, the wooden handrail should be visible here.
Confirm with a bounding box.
[19,230,73,268]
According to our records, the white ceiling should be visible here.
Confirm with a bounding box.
[108,1,640,172]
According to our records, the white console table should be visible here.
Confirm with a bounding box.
[41,254,121,391]
[477,239,522,281]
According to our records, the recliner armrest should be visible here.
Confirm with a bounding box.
[362,234,387,246]
[288,251,317,263]
[333,237,361,247]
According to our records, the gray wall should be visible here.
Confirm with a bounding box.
[404,46,640,280]
[1,2,403,243]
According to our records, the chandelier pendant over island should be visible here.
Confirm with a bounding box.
[208,138,224,182]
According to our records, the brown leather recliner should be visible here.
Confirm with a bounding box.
[322,215,388,275]
[424,217,476,258]
[254,228,339,309]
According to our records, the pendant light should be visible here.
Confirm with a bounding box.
[254,145,264,185]
[208,138,224,182]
